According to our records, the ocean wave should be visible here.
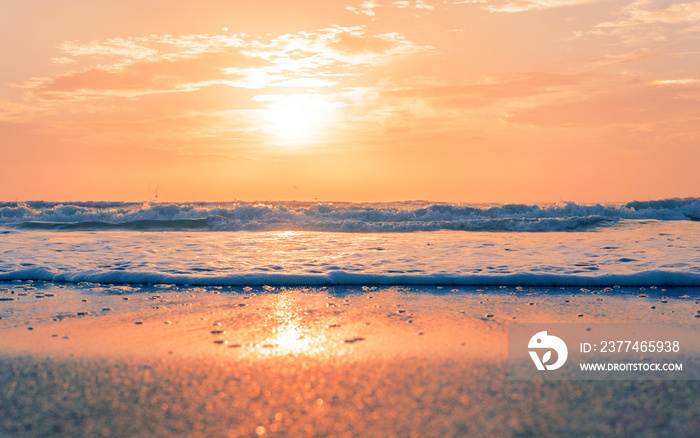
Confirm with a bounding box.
[0,198,698,232]
[1,267,699,287]
[13,219,211,231]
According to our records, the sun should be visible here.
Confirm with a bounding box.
[262,94,339,145]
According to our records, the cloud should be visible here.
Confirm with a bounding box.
[620,0,700,26]
[272,78,337,88]
[331,31,395,53]
[57,37,162,59]
[34,51,256,99]
[453,0,605,13]
[394,1,435,9]
[384,72,591,102]
[559,48,659,68]
[26,27,429,100]
[327,72,599,141]
[346,1,381,16]
[30,34,255,99]
[258,26,427,66]
[508,80,700,127]
[6,26,432,158]
[650,78,700,85]
[346,0,437,16]
[576,0,700,41]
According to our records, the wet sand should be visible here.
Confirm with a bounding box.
[1,282,699,437]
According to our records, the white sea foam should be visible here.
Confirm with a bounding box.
[1,218,698,287]
[1,267,699,287]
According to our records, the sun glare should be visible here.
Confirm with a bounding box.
[262,94,340,145]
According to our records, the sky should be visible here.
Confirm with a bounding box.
[1,0,699,203]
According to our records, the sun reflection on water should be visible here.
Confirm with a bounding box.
[272,230,305,238]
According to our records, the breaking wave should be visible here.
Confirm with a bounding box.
[0,198,698,233]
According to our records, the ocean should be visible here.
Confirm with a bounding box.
[2,199,700,437]
[1,198,699,287]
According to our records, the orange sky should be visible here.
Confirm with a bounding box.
[1,0,699,203]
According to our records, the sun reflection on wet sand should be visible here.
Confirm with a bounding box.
[3,284,694,363]
[254,294,327,356]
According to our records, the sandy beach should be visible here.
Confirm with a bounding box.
[2,282,699,437]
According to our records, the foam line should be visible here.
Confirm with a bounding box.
[2,267,699,287]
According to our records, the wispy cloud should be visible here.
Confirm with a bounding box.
[508,78,700,127]
[384,72,591,102]
[5,26,432,157]
[576,0,700,41]
[394,1,435,10]
[326,71,600,142]
[560,48,658,68]
[24,27,429,100]
[347,0,437,16]
[453,0,605,13]
[650,78,700,85]
[346,0,382,16]
[33,51,257,99]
